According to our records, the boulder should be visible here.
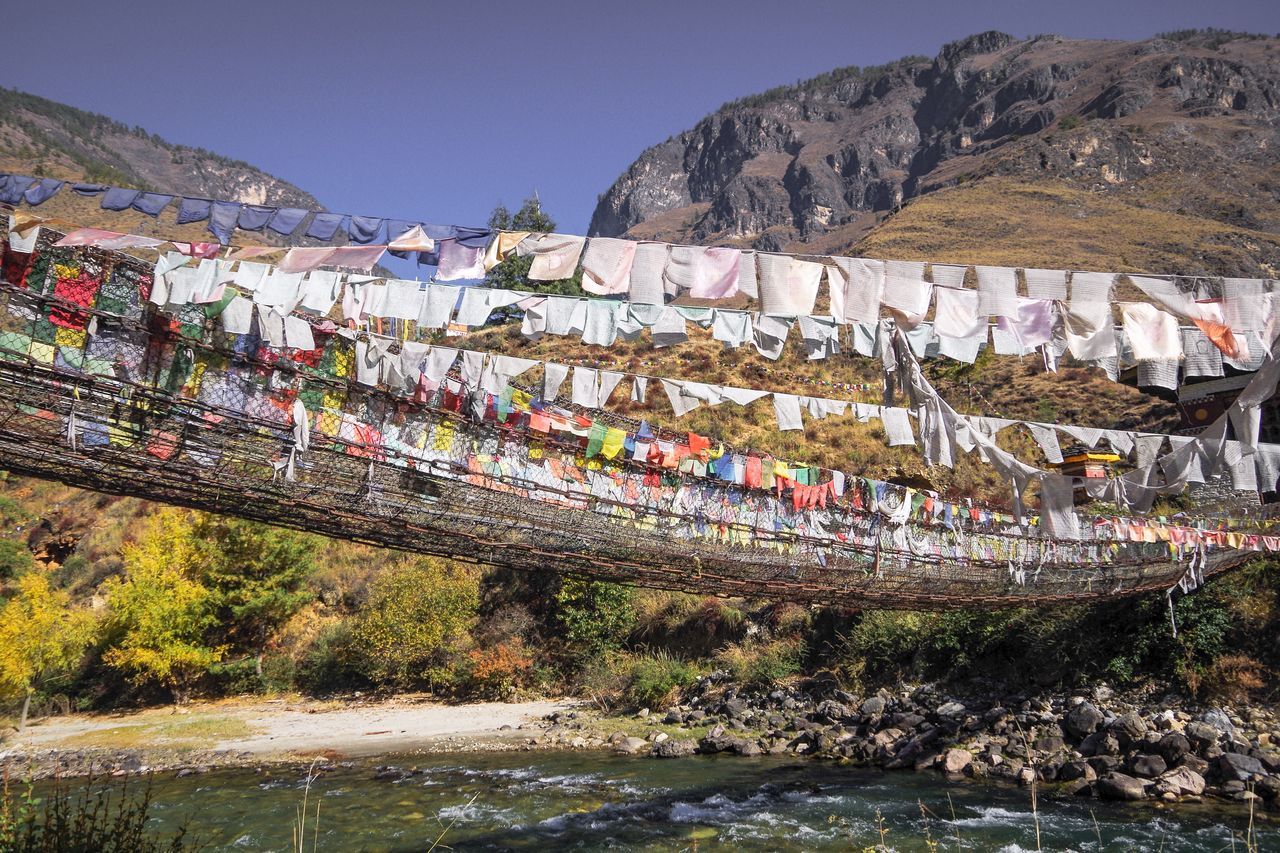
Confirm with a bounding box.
[1064,702,1105,738]
[1110,712,1148,744]
[615,737,649,755]
[859,696,886,717]
[1184,721,1220,752]
[1058,760,1097,783]
[1130,754,1167,778]
[1157,766,1206,796]
[1033,735,1065,754]
[1216,752,1265,782]
[815,700,852,723]
[1202,709,1237,739]
[943,748,973,774]
[1096,771,1148,801]
[872,727,904,749]
[1080,731,1120,757]
[936,702,967,718]
[1155,732,1191,765]
[1256,775,1280,801]
[653,738,698,758]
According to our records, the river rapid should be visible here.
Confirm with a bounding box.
[62,750,1276,851]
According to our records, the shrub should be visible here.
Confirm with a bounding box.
[1057,114,1082,130]
[1189,654,1265,704]
[349,558,478,692]
[716,638,803,687]
[625,651,701,709]
[466,640,534,698]
[0,540,34,582]
[553,578,635,659]
[295,620,363,695]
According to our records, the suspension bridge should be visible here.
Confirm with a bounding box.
[0,224,1260,609]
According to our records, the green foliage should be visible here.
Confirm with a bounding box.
[295,620,363,695]
[554,577,635,659]
[625,650,701,709]
[349,558,479,691]
[100,509,221,703]
[0,574,95,719]
[1057,114,1083,131]
[484,196,583,296]
[715,637,803,687]
[189,515,317,655]
[0,494,33,527]
[0,539,35,581]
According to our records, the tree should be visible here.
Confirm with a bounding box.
[350,557,478,691]
[554,578,635,659]
[101,509,221,704]
[0,573,95,729]
[190,515,317,675]
[485,195,583,296]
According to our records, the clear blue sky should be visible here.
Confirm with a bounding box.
[4,0,1277,235]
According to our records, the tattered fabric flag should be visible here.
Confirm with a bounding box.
[436,239,486,281]
[1131,275,1238,359]
[237,205,276,232]
[268,208,308,235]
[996,297,1055,350]
[100,187,140,211]
[519,233,585,281]
[627,242,669,305]
[828,257,885,324]
[661,379,703,417]
[882,260,931,320]
[481,230,529,271]
[347,215,385,245]
[208,201,242,244]
[0,175,34,204]
[389,224,437,253]
[757,253,822,316]
[305,212,347,241]
[1120,303,1183,362]
[581,237,638,295]
[24,178,64,206]
[176,197,212,225]
[975,266,1019,318]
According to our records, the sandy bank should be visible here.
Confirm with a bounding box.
[2,695,575,768]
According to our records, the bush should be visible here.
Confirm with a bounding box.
[349,558,478,692]
[553,578,635,660]
[466,640,534,698]
[0,540,34,582]
[625,651,701,709]
[295,620,363,695]
[716,638,803,687]
[1189,654,1265,704]
[1057,114,1082,130]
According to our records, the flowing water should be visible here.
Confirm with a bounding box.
[61,751,1276,851]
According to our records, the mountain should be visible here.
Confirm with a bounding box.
[0,87,320,240]
[589,29,1280,277]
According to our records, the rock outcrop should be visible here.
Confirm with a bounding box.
[590,30,1280,273]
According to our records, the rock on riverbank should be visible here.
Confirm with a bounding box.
[538,674,1280,807]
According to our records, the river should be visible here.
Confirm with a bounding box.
[71,751,1275,851]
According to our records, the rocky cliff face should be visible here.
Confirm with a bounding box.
[589,31,1280,266]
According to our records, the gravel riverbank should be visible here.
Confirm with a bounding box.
[538,674,1280,810]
